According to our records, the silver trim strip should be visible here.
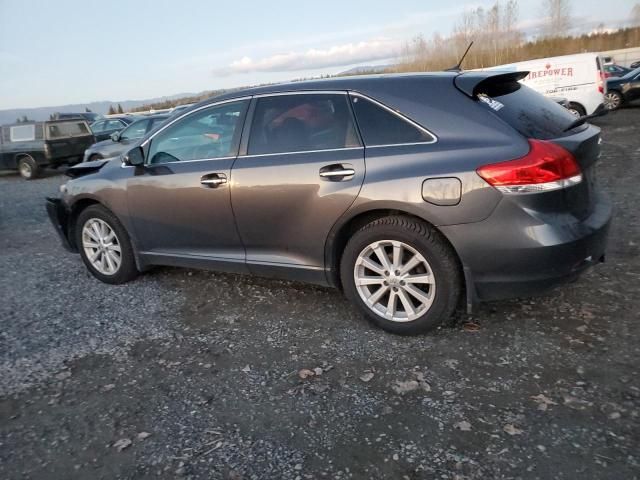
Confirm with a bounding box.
[255,90,349,97]
[319,168,355,177]
[348,91,438,145]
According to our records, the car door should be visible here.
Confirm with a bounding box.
[230,92,365,282]
[625,73,640,101]
[126,99,250,272]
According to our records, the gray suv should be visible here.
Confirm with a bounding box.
[46,72,611,334]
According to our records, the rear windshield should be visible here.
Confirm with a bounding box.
[47,122,91,139]
[474,81,577,140]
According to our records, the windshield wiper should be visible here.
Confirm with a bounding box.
[563,103,608,132]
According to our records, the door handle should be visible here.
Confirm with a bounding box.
[319,164,356,180]
[200,173,227,188]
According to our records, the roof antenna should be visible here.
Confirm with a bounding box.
[445,41,474,72]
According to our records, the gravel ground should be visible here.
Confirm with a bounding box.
[0,107,639,480]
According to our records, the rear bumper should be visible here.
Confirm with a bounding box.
[441,191,612,303]
[45,197,76,252]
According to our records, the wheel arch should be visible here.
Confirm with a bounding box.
[325,205,465,296]
[68,197,145,271]
[567,102,586,117]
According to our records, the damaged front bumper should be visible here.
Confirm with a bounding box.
[45,197,76,252]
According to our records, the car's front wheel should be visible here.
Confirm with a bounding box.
[75,205,138,284]
[604,91,623,110]
[340,216,461,334]
[17,155,40,180]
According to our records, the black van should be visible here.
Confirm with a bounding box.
[0,119,95,179]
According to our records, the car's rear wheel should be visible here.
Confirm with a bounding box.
[567,103,586,117]
[75,205,138,284]
[604,91,623,110]
[340,216,461,334]
[17,155,40,180]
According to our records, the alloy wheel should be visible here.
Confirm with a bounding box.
[604,92,621,110]
[353,240,436,322]
[82,218,122,275]
[19,162,32,178]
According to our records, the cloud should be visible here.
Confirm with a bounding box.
[214,38,401,76]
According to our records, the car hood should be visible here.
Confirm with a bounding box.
[66,157,113,178]
[89,139,114,149]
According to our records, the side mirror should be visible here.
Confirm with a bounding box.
[110,132,120,142]
[123,147,144,167]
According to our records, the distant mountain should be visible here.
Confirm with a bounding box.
[0,92,202,125]
[338,64,394,76]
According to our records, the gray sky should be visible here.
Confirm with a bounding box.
[0,0,636,109]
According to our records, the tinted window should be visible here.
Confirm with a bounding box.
[120,119,150,140]
[91,121,105,133]
[248,94,360,155]
[148,100,248,164]
[10,125,36,142]
[105,119,126,131]
[47,122,91,138]
[350,96,433,146]
[475,81,576,139]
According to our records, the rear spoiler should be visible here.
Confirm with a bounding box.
[454,71,529,97]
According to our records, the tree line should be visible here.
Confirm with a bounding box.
[394,0,640,72]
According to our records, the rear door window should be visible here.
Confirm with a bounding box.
[474,81,577,139]
[349,95,434,146]
[47,122,91,139]
[247,93,360,155]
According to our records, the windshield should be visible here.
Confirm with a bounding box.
[622,67,640,79]
[119,119,150,140]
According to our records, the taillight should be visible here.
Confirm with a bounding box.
[477,139,582,194]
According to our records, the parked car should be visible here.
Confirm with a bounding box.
[630,60,640,69]
[483,53,606,116]
[602,64,632,78]
[0,119,94,179]
[55,112,103,123]
[170,103,195,115]
[90,117,136,142]
[83,114,169,162]
[46,72,611,334]
[604,67,640,110]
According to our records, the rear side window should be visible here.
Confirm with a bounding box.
[47,122,91,139]
[248,93,360,155]
[350,95,434,146]
[475,81,577,140]
[10,124,36,142]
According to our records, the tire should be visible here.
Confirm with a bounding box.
[17,155,40,180]
[567,103,586,117]
[340,215,461,335]
[604,91,623,110]
[75,205,138,284]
